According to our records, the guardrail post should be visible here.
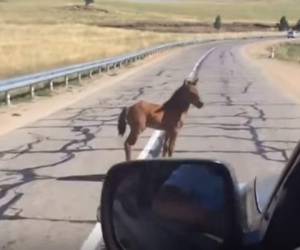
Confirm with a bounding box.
[5,92,11,105]
[89,70,93,78]
[98,67,102,75]
[30,85,35,98]
[65,76,69,88]
[78,73,81,83]
[49,80,54,91]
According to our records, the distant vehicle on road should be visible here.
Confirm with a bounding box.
[287,30,296,38]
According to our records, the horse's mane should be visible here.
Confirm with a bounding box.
[157,84,190,112]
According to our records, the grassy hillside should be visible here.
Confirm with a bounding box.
[0,0,297,78]
[0,0,299,24]
[98,0,300,23]
[0,24,198,79]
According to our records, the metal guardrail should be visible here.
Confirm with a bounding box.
[0,40,198,105]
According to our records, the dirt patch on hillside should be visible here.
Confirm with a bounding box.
[62,5,109,13]
[96,21,276,33]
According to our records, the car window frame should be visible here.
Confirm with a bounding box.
[259,141,300,236]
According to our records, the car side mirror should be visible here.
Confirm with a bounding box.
[100,159,243,250]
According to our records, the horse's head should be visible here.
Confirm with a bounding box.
[182,79,203,109]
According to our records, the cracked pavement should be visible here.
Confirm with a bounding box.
[0,40,299,249]
[174,43,299,181]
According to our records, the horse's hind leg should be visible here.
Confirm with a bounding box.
[162,133,170,157]
[125,129,140,161]
[168,130,178,157]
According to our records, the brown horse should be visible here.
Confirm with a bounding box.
[118,78,203,161]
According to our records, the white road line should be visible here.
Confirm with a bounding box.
[187,47,216,81]
[81,223,103,250]
[80,46,216,250]
[137,130,164,159]
[80,130,163,250]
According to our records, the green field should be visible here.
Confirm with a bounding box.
[275,43,300,63]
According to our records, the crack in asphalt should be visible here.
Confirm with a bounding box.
[0,79,167,219]
[242,81,253,94]
[1,214,96,224]
[220,93,234,106]
[156,70,164,76]
[0,45,299,227]
[206,48,293,164]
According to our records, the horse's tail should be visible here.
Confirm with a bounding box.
[118,107,127,136]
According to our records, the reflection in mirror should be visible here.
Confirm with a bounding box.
[111,161,233,250]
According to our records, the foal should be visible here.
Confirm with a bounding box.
[118,78,203,161]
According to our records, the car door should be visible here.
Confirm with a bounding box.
[258,141,300,249]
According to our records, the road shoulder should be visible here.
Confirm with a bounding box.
[241,39,300,103]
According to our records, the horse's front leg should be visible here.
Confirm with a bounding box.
[124,141,131,161]
[168,130,178,157]
[125,130,140,161]
[162,132,170,157]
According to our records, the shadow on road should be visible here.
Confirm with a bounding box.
[57,174,106,182]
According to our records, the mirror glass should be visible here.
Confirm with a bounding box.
[111,161,235,250]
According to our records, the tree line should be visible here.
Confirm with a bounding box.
[278,16,300,31]
[84,0,94,7]
[214,15,300,31]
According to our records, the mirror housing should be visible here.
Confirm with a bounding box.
[100,159,242,250]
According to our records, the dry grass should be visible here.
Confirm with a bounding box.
[0,24,195,79]
[1,0,300,24]
[275,43,300,63]
[0,0,288,79]
[0,23,279,79]
[96,0,300,23]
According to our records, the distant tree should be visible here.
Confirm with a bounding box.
[84,0,94,7]
[214,15,222,30]
[278,16,289,31]
[294,19,300,31]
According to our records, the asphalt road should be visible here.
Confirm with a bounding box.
[0,39,299,250]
